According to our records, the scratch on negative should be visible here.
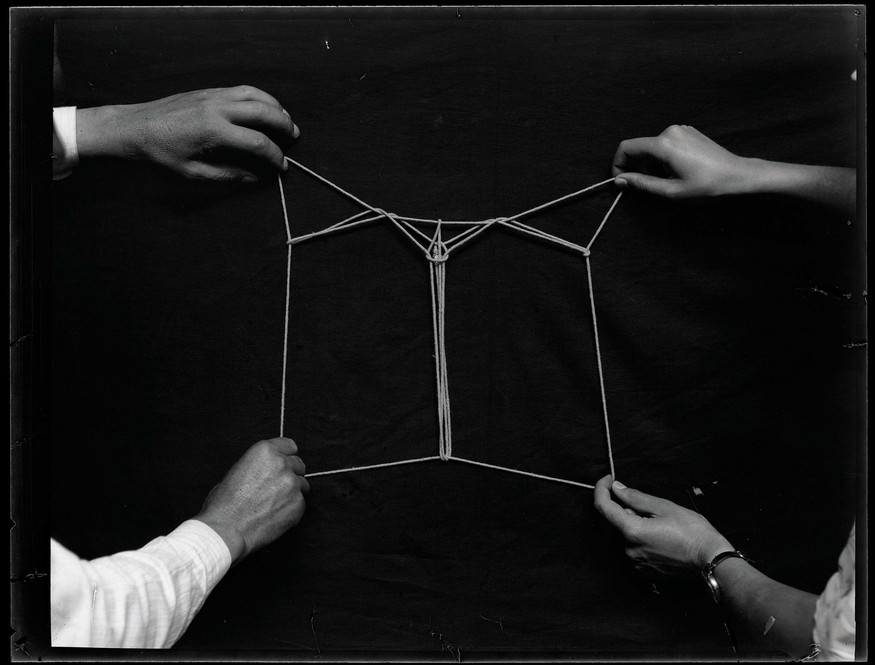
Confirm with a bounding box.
[431,626,462,662]
[9,332,34,349]
[9,570,47,583]
[271,637,315,650]
[91,585,98,637]
[796,286,852,301]
[310,604,321,655]
[13,635,29,656]
[479,614,504,632]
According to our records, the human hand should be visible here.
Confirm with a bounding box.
[76,85,299,183]
[593,475,733,576]
[612,125,753,199]
[195,437,309,564]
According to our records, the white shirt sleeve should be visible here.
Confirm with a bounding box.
[813,523,856,661]
[52,106,79,180]
[51,519,232,648]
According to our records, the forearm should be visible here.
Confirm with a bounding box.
[714,558,818,658]
[51,521,231,648]
[738,158,856,218]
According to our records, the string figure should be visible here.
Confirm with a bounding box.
[277,156,623,490]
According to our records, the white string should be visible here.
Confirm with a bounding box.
[449,456,596,489]
[285,155,616,260]
[586,191,624,251]
[428,223,453,461]
[276,160,622,486]
[288,211,380,245]
[498,219,591,255]
[278,174,293,437]
[585,254,616,480]
[306,456,442,478]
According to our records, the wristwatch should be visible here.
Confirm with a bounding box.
[701,550,754,603]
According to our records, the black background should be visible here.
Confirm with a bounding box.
[12,6,866,661]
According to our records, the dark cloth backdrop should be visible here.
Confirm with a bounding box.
[50,7,862,659]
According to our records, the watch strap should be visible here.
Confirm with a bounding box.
[701,550,754,603]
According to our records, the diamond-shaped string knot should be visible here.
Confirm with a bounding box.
[428,242,450,264]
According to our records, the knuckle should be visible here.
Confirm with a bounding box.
[253,439,275,456]
[250,133,269,153]
[655,135,672,152]
[279,471,297,490]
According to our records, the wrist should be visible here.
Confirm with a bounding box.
[718,156,770,196]
[696,535,735,569]
[194,511,246,565]
[76,104,141,160]
[701,549,753,604]
[737,157,814,198]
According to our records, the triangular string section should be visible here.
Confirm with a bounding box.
[276,157,623,487]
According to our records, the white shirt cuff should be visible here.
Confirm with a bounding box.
[165,519,233,588]
[53,106,79,180]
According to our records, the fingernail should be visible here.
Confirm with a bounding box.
[612,480,627,490]
[282,107,290,116]
[292,123,300,139]
[614,177,628,189]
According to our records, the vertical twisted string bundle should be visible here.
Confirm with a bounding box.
[276,157,622,488]
[427,224,452,461]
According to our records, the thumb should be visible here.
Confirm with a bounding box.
[615,173,683,199]
[611,480,666,516]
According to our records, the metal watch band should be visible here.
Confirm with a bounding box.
[701,550,754,604]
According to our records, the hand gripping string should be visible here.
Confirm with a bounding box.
[276,161,622,487]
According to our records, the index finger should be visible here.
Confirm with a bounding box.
[215,85,285,111]
[593,475,638,536]
[217,124,287,172]
[611,136,662,176]
[222,101,298,142]
[263,437,298,456]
